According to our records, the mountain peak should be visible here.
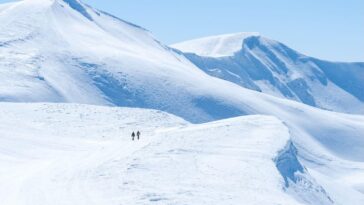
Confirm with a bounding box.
[60,0,93,21]
[2,0,93,21]
[171,32,260,57]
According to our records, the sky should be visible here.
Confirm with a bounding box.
[1,0,363,62]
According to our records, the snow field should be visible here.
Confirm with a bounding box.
[0,103,304,205]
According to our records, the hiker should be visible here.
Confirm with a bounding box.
[131,132,135,141]
[137,131,141,140]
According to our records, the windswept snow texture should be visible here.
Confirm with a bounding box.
[0,0,249,122]
[63,0,93,21]
[172,33,364,114]
[0,103,331,205]
[1,1,364,204]
[171,32,260,57]
[0,0,363,122]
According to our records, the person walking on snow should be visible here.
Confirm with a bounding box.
[137,131,141,140]
[131,132,135,141]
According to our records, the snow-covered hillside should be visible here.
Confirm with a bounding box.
[1,103,364,204]
[1,1,364,204]
[0,103,342,205]
[0,0,226,121]
[1,0,363,122]
[172,33,364,114]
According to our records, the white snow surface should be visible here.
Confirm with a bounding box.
[172,34,364,115]
[1,103,364,205]
[0,103,302,205]
[0,0,208,106]
[1,1,364,204]
[0,0,363,121]
[171,32,260,57]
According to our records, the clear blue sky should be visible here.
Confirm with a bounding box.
[1,0,363,62]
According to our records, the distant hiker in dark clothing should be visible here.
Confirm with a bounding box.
[137,131,141,140]
[131,132,135,141]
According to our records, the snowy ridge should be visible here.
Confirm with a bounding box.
[275,142,333,204]
[1,103,363,204]
[172,34,364,114]
[0,103,328,205]
[171,32,260,57]
[1,0,246,122]
[1,1,364,204]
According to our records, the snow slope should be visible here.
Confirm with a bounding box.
[171,32,260,57]
[0,0,221,119]
[0,103,334,205]
[1,1,364,203]
[171,33,364,114]
[1,0,363,122]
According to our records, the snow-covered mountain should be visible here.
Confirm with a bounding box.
[172,33,364,114]
[1,0,364,204]
[0,0,232,122]
[1,0,363,121]
[1,103,362,205]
